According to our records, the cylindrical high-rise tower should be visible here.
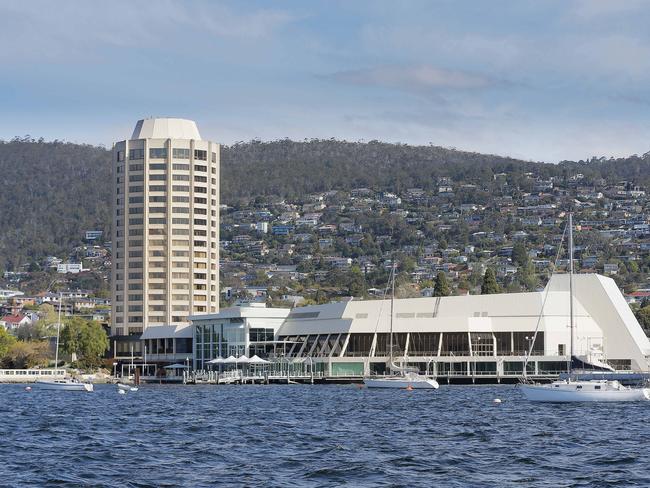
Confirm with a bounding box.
[110,118,219,361]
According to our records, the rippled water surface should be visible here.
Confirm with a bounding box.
[1,383,649,487]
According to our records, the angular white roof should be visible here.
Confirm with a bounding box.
[131,118,201,140]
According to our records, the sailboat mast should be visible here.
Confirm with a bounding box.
[54,291,62,374]
[568,212,574,376]
[389,262,395,364]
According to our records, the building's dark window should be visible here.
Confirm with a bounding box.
[440,332,470,356]
[149,185,166,192]
[195,165,207,172]
[513,332,544,356]
[129,149,144,160]
[173,148,190,159]
[149,148,167,159]
[249,328,274,342]
[344,333,373,357]
[194,149,207,161]
[117,150,125,162]
[149,163,166,170]
[375,333,407,356]
[471,332,494,356]
[495,332,511,355]
[211,152,217,163]
[409,332,440,356]
[150,174,166,181]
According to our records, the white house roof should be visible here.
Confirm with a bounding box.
[131,118,201,140]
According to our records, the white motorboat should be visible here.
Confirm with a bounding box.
[364,372,439,389]
[363,263,439,390]
[34,379,94,392]
[521,379,650,402]
[34,292,94,393]
[520,213,649,402]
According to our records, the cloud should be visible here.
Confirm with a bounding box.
[567,0,648,20]
[328,65,505,94]
[0,1,298,63]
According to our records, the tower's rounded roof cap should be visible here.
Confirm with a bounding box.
[131,118,201,140]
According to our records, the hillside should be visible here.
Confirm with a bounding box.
[1,136,650,271]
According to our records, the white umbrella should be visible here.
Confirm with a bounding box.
[164,363,189,369]
[237,355,250,363]
[222,356,238,364]
[207,357,223,364]
[249,355,270,364]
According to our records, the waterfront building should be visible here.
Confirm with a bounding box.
[191,274,650,381]
[111,118,219,363]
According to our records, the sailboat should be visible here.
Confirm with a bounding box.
[364,263,439,389]
[520,213,649,402]
[34,292,94,392]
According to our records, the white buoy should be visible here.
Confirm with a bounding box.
[118,389,127,395]
[25,386,32,392]
[493,398,502,404]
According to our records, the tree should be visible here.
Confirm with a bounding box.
[481,267,500,295]
[636,305,650,330]
[512,241,530,267]
[347,265,366,297]
[60,317,108,369]
[1,341,48,369]
[433,272,451,297]
[0,327,17,358]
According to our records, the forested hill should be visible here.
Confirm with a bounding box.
[220,139,540,201]
[0,138,112,272]
[1,136,650,271]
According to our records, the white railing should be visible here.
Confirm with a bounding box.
[0,369,66,382]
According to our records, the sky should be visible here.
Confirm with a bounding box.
[1,0,650,163]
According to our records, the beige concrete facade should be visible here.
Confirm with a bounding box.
[111,118,219,342]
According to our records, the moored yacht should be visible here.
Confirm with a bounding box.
[363,263,439,390]
[364,371,439,389]
[34,292,94,392]
[520,213,649,402]
[521,378,649,402]
[34,379,94,392]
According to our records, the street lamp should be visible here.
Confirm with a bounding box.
[112,361,118,379]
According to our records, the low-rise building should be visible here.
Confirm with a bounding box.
[190,274,650,380]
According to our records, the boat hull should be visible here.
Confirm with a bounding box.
[520,383,650,402]
[364,377,439,389]
[34,380,94,392]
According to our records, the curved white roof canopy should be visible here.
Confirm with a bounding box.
[131,118,201,140]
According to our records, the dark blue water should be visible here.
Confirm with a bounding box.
[0,384,648,487]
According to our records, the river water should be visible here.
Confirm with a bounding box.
[0,383,648,487]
